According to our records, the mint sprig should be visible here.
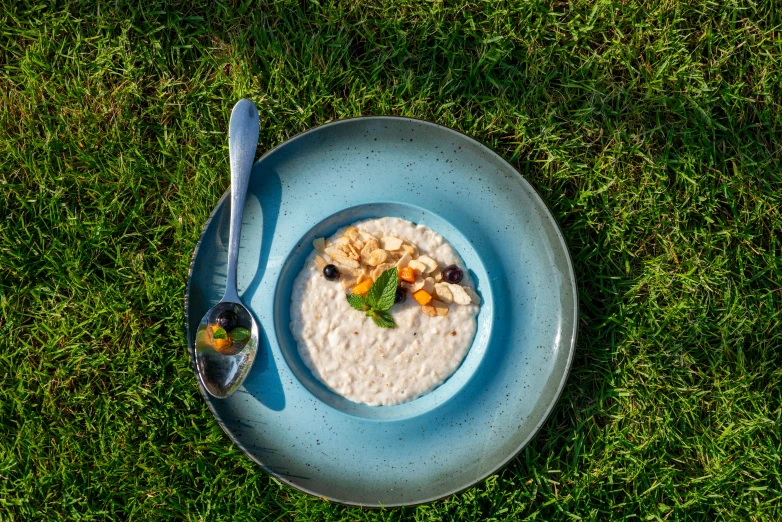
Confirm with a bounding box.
[346,267,398,328]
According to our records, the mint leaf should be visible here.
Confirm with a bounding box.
[371,310,396,328]
[212,327,228,340]
[347,293,370,311]
[367,267,398,311]
[230,327,251,343]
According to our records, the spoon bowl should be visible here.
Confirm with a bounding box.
[194,98,261,398]
[194,301,259,397]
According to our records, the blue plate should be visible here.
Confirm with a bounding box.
[186,117,577,506]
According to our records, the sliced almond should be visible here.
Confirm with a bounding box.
[340,277,358,290]
[401,243,419,258]
[449,283,472,305]
[346,243,361,260]
[356,268,368,284]
[312,237,326,253]
[417,255,438,274]
[434,282,453,304]
[345,226,360,241]
[332,255,361,269]
[359,230,378,242]
[431,299,449,316]
[434,271,442,282]
[421,305,437,317]
[325,246,345,258]
[422,277,435,295]
[353,239,364,250]
[314,255,327,270]
[396,252,412,269]
[335,236,350,246]
[371,262,394,280]
[410,276,426,292]
[381,236,403,251]
[367,249,388,266]
[408,260,427,274]
[463,286,481,305]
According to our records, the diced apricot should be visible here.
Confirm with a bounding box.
[413,289,433,306]
[352,278,373,296]
[399,266,416,283]
[213,337,233,353]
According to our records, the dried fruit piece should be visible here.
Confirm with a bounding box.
[398,266,416,283]
[413,289,433,306]
[421,305,437,317]
[449,283,472,305]
[213,337,233,353]
[431,299,449,316]
[312,237,326,253]
[434,282,453,304]
[417,255,438,274]
[381,236,403,251]
[352,279,373,296]
[367,249,389,266]
[314,255,327,269]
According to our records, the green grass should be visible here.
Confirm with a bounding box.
[1,0,781,519]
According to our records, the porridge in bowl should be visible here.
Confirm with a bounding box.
[289,217,481,406]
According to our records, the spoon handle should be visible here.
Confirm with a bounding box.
[225,99,260,302]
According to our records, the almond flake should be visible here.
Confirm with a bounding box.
[401,244,419,258]
[312,237,326,253]
[371,262,394,280]
[396,252,412,268]
[345,226,360,241]
[408,260,427,274]
[367,249,389,266]
[434,271,442,282]
[434,282,453,304]
[381,236,403,251]
[340,277,357,290]
[449,283,472,305]
[335,236,350,246]
[431,299,449,316]
[422,277,435,295]
[421,305,437,317]
[417,255,438,274]
[463,286,481,305]
[314,255,327,270]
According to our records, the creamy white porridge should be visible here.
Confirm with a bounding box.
[289,217,480,406]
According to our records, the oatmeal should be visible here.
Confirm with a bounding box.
[289,217,480,406]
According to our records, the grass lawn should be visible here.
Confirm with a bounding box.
[2,1,781,520]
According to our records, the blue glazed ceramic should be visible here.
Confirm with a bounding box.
[186,116,577,506]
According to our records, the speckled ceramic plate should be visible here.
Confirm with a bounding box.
[185,116,577,507]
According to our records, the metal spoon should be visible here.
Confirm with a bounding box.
[194,99,260,398]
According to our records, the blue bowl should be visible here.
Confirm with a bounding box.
[186,116,577,506]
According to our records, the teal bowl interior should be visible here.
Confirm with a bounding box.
[186,116,577,506]
[274,202,495,421]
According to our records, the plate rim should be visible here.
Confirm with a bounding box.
[185,115,579,507]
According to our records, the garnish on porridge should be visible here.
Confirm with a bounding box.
[310,225,480,327]
[290,217,481,406]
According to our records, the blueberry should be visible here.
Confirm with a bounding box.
[442,265,464,284]
[395,287,406,303]
[216,310,238,331]
[323,264,340,281]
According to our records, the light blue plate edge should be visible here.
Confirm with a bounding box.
[185,116,579,507]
